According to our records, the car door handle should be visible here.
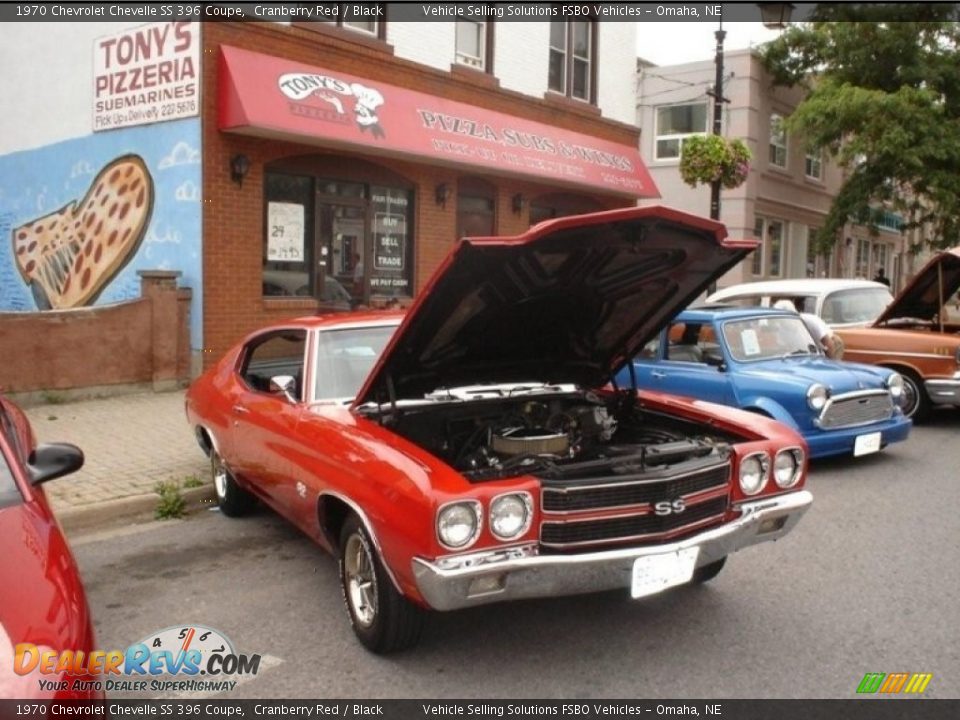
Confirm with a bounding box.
[232,404,250,415]
[651,371,667,379]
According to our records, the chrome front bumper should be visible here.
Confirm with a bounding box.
[925,378,960,405]
[412,490,813,611]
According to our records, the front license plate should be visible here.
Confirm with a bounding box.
[853,431,882,457]
[631,547,700,599]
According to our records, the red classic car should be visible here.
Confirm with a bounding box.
[0,396,100,699]
[186,206,814,653]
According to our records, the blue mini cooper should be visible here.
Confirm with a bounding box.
[614,306,912,459]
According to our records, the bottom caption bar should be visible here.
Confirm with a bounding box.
[0,700,956,720]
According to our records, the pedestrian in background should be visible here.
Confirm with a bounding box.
[773,299,844,359]
[873,267,891,287]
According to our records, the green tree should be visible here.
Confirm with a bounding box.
[761,5,960,251]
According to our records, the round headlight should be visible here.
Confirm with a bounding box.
[490,493,532,540]
[886,372,904,400]
[739,454,768,495]
[437,501,481,549]
[807,383,828,411]
[774,449,802,488]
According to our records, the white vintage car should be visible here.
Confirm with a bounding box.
[707,279,893,328]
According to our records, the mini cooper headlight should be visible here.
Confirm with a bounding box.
[773,449,803,489]
[739,453,768,495]
[489,493,532,541]
[806,383,829,411]
[437,501,481,550]
[885,372,904,400]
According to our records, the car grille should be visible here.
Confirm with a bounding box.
[540,496,728,548]
[819,391,893,429]
[541,461,729,512]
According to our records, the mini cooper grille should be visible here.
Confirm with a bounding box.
[541,462,729,512]
[540,496,728,548]
[819,391,893,429]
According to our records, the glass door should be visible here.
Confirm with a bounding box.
[317,198,369,309]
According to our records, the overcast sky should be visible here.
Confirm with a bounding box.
[635,23,785,66]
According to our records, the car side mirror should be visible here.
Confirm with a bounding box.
[703,353,726,371]
[28,443,84,486]
[270,375,299,403]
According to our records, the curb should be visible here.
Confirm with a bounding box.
[56,485,217,536]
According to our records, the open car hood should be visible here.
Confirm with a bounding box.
[875,248,960,324]
[354,206,755,405]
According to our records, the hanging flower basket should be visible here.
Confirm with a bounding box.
[679,135,752,190]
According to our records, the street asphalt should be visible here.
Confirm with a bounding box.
[67,408,960,700]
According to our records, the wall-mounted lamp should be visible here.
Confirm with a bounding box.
[230,154,251,187]
[511,193,526,215]
[435,183,452,208]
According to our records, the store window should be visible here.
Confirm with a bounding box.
[263,157,414,308]
[751,217,764,276]
[655,103,708,160]
[753,216,785,277]
[529,193,605,226]
[805,226,827,278]
[856,238,870,278]
[548,20,595,102]
[457,178,496,238]
[769,114,787,168]
[456,20,492,71]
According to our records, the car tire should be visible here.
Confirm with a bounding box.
[211,450,255,517]
[338,515,425,654]
[899,370,930,422]
[692,557,726,584]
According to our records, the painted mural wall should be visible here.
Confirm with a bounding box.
[0,120,202,346]
[0,20,203,352]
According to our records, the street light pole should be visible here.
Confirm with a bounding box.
[706,23,726,294]
[709,22,726,223]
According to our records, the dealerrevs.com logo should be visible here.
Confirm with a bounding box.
[15,625,261,694]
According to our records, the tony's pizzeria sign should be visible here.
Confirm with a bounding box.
[219,45,657,198]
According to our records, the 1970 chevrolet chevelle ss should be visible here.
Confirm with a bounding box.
[186,207,814,653]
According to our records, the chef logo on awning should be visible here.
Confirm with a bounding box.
[278,72,385,138]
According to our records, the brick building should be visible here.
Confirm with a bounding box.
[1,18,657,385]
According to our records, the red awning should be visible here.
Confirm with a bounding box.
[218,45,659,199]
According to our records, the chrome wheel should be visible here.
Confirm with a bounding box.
[344,532,378,628]
[212,453,228,499]
[899,372,929,421]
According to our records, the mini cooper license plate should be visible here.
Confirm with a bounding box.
[631,547,700,599]
[854,431,882,457]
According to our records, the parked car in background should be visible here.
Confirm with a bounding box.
[186,206,813,654]
[614,306,911,459]
[0,396,100,699]
[262,269,352,306]
[836,248,960,420]
[707,279,893,328]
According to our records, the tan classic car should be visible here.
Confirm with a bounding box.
[837,249,960,420]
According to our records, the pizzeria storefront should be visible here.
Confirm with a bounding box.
[202,23,658,364]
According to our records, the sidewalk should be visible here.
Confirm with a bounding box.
[23,390,209,517]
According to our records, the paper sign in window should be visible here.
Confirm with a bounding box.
[267,202,305,262]
[741,329,761,356]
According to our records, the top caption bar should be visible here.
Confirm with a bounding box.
[2,3,826,23]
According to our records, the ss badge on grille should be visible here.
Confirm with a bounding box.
[654,499,686,516]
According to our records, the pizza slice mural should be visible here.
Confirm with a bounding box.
[11,155,154,310]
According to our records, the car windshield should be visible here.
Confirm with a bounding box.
[314,325,397,400]
[722,316,818,362]
[821,287,893,325]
